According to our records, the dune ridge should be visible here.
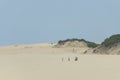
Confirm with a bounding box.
[0,34,120,80]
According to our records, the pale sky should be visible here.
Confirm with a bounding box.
[0,0,120,45]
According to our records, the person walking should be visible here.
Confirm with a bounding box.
[75,57,78,61]
[68,57,70,61]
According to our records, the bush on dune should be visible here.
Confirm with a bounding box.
[102,34,120,47]
[58,38,98,48]
[86,41,98,48]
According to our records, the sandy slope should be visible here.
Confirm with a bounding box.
[0,43,120,80]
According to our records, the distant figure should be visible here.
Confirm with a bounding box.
[68,57,70,61]
[72,48,75,53]
[62,57,64,62]
[75,57,78,61]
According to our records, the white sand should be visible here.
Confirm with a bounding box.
[0,43,120,80]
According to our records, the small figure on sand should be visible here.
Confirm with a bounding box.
[75,57,78,61]
[62,57,64,62]
[68,57,70,61]
[72,48,75,53]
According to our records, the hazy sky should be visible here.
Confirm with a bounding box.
[0,0,120,45]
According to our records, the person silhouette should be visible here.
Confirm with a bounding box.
[68,57,70,61]
[75,57,78,61]
[62,57,64,62]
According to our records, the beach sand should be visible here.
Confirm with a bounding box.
[0,43,120,80]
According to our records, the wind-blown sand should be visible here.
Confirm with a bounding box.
[0,43,120,80]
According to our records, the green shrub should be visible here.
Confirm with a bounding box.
[58,38,98,48]
[102,34,120,47]
[86,41,98,48]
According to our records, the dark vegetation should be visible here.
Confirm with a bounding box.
[58,38,98,48]
[57,34,120,54]
[102,34,120,47]
[57,34,120,48]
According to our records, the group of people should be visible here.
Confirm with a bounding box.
[62,57,78,62]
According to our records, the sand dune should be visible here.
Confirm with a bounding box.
[0,43,120,80]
